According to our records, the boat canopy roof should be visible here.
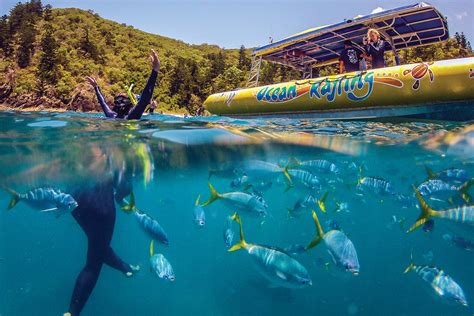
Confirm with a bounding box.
[253,2,449,70]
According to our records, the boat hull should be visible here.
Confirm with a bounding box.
[204,58,474,120]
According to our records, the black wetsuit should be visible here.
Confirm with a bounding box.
[68,178,132,315]
[94,70,158,120]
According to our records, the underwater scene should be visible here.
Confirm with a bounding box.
[0,111,473,316]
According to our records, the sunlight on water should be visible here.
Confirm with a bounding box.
[0,111,472,316]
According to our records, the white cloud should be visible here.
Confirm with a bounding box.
[371,7,385,14]
[455,12,468,20]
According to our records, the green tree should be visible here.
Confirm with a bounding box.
[0,15,12,57]
[238,45,250,71]
[43,4,53,22]
[37,24,60,86]
[17,21,37,68]
[79,28,105,63]
[207,51,226,81]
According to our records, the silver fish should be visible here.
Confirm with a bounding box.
[290,157,339,174]
[407,187,474,233]
[287,169,320,191]
[229,213,312,289]
[417,179,458,196]
[6,187,78,216]
[427,167,470,182]
[135,210,169,245]
[404,261,468,306]
[202,182,267,217]
[288,194,316,218]
[358,177,394,195]
[307,211,359,275]
[223,216,234,248]
[193,195,205,227]
[149,240,175,282]
[242,160,292,184]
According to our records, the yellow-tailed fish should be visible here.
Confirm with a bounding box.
[228,213,312,288]
[307,210,359,275]
[407,186,474,233]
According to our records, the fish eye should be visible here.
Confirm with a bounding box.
[169,276,175,282]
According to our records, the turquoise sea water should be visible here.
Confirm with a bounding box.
[0,111,473,316]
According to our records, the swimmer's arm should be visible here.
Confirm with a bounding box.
[86,76,116,118]
[127,50,160,120]
[94,86,117,118]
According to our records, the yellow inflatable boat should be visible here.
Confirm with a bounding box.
[204,3,474,120]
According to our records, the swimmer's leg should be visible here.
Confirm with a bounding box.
[68,237,105,315]
[104,246,137,276]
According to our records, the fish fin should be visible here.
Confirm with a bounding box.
[150,240,154,257]
[288,157,301,168]
[317,192,328,213]
[306,210,324,250]
[407,186,437,234]
[195,195,201,206]
[458,179,474,203]
[5,188,19,210]
[403,251,416,273]
[424,166,435,179]
[282,164,292,186]
[201,182,221,207]
[228,212,248,252]
[40,207,58,212]
[121,191,136,213]
[276,271,287,280]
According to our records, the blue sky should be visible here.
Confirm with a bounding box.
[1,0,473,48]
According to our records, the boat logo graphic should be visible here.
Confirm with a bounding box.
[255,72,403,104]
[220,91,237,107]
[403,62,434,90]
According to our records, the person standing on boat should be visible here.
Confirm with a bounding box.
[339,40,364,74]
[364,29,386,69]
[85,49,160,120]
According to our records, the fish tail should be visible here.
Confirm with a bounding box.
[458,179,474,203]
[121,191,137,213]
[306,210,324,251]
[195,195,201,206]
[403,262,415,274]
[424,165,436,179]
[201,182,221,207]
[407,186,437,234]
[288,157,301,168]
[228,212,248,252]
[282,164,293,186]
[150,240,154,257]
[317,192,328,213]
[5,188,19,210]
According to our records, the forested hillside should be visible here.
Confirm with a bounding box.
[0,1,472,114]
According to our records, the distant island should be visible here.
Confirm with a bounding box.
[0,0,472,115]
